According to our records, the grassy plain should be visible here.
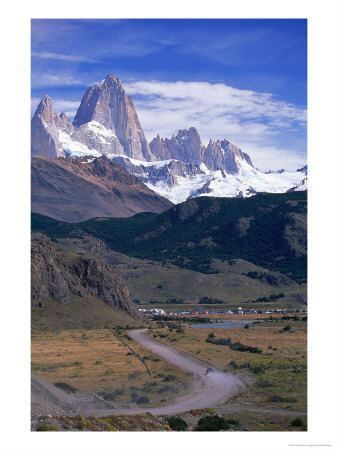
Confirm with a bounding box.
[31,328,191,407]
[150,316,307,429]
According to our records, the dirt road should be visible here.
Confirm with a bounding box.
[82,329,246,416]
[32,329,246,418]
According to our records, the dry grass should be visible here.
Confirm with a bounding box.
[152,318,307,413]
[31,328,190,406]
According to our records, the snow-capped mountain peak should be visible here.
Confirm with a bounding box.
[31,73,307,204]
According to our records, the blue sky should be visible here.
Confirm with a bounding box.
[31,19,307,170]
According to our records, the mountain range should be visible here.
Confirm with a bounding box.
[31,154,171,222]
[31,74,307,208]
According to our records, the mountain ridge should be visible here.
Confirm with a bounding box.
[31,191,307,283]
[31,155,172,222]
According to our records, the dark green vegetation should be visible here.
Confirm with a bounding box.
[206,335,262,354]
[251,293,285,303]
[53,382,78,393]
[194,414,239,431]
[166,416,188,431]
[32,191,307,282]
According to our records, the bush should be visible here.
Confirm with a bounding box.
[257,380,273,388]
[136,395,150,404]
[291,418,304,427]
[163,374,177,382]
[166,416,188,431]
[176,326,185,333]
[98,389,124,401]
[53,382,78,393]
[198,296,223,304]
[194,415,230,431]
[269,395,297,403]
[157,385,178,394]
[36,424,60,431]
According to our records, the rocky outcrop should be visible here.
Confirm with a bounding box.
[31,233,143,320]
[31,155,172,222]
[280,213,307,258]
[31,96,65,158]
[148,134,171,160]
[159,128,205,164]
[73,74,153,161]
[203,139,253,173]
[149,128,254,174]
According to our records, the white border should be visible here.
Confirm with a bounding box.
[1,1,338,449]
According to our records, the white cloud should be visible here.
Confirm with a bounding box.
[31,51,96,63]
[125,80,307,171]
[31,74,84,88]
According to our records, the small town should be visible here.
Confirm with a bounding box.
[139,307,308,317]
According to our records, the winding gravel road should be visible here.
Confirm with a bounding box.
[32,329,246,418]
[82,329,246,416]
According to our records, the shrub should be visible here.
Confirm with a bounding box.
[280,325,291,332]
[269,395,297,403]
[53,382,78,393]
[257,380,273,388]
[166,416,188,431]
[136,395,150,404]
[157,385,178,394]
[198,296,223,304]
[98,389,124,400]
[74,420,87,430]
[291,418,304,427]
[36,424,60,431]
[163,374,177,382]
[194,415,230,431]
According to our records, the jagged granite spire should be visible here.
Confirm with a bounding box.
[203,138,253,173]
[73,74,153,161]
[31,95,64,158]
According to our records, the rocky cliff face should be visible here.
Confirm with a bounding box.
[203,139,253,173]
[150,128,204,164]
[149,127,253,173]
[31,233,144,321]
[31,96,65,158]
[73,74,153,160]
